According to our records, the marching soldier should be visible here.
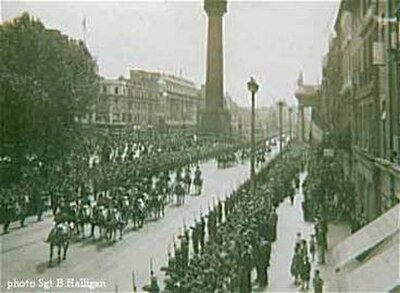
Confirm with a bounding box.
[256,239,271,288]
[207,209,216,240]
[199,216,206,252]
[36,190,48,221]
[3,194,16,234]
[178,229,189,269]
[18,194,28,228]
[191,221,200,255]
[239,245,253,293]
[143,271,160,293]
[217,200,223,224]
[268,208,278,242]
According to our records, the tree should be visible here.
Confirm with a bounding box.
[0,13,99,184]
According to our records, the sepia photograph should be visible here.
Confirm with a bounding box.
[0,0,399,292]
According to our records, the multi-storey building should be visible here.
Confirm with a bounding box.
[318,0,400,225]
[94,69,286,141]
[312,3,400,290]
[95,77,133,126]
[94,69,202,133]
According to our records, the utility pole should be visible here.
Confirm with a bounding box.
[388,1,399,161]
[288,107,293,141]
[247,77,259,198]
[277,101,285,158]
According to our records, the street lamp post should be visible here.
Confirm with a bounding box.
[288,107,293,141]
[247,77,259,198]
[277,101,285,159]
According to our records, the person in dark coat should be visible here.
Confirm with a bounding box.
[300,256,311,290]
[309,234,316,262]
[256,239,271,288]
[268,209,278,242]
[239,247,253,293]
[142,271,160,293]
[2,195,15,234]
[199,216,206,252]
[190,222,200,255]
[312,269,324,293]
[217,200,223,224]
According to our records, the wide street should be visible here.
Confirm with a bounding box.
[1,147,278,292]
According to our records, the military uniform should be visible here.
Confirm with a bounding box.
[3,196,15,233]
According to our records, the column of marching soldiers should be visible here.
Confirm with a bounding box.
[158,146,308,292]
[152,145,327,293]
[0,133,244,265]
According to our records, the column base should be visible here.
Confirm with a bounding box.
[200,109,231,137]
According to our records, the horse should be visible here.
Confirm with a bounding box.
[94,206,108,240]
[183,169,192,195]
[132,198,145,229]
[90,204,100,239]
[47,222,72,266]
[193,171,203,196]
[164,180,173,204]
[150,193,164,220]
[105,208,120,242]
[76,204,91,238]
[174,183,185,206]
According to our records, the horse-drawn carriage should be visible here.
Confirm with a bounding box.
[216,152,237,168]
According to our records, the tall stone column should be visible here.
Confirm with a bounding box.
[299,105,305,142]
[201,0,231,136]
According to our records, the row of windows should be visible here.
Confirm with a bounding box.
[354,102,374,152]
[98,112,148,124]
[101,83,198,99]
[102,85,126,95]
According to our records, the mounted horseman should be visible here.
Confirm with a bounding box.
[193,165,203,196]
[183,165,192,195]
[174,181,185,206]
[132,196,145,229]
[18,188,31,228]
[105,205,120,242]
[46,220,72,267]
[76,199,92,238]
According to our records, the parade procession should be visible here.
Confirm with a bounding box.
[2,0,400,292]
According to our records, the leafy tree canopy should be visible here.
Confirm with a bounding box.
[0,12,99,182]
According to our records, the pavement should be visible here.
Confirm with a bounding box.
[256,171,351,293]
[1,147,280,292]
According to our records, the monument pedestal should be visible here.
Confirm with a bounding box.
[200,109,231,137]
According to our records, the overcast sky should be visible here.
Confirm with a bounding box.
[1,0,340,108]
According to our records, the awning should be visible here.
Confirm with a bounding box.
[341,233,400,292]
[332,203,400,268]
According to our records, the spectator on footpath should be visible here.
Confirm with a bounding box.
[312,269,324,293]
[295,232,303,247]
[309,234,316,262]
[300,256,311,290]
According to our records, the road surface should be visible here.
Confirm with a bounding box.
[1,147,279,292]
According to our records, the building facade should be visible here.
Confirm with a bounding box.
[94,68,287,142]
[319,0,400,226]
[94,69,202,133]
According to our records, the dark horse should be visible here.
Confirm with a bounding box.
[193,167,203,195]
[47,222,71,266]
[131,198,145,229]
[76,204,91,238]
[184,168,192,194]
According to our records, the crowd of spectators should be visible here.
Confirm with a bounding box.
[161,147,302,292]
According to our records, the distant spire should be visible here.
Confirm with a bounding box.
[297,71,303,87]
[82,17,87,45]
[179,67,183,77]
